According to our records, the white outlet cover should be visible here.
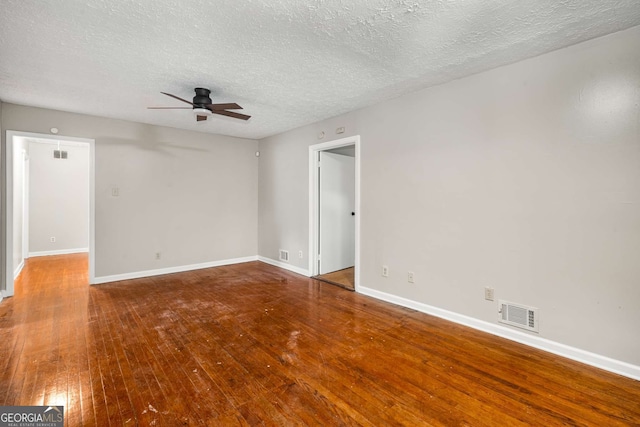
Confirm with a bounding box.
[485,287,495,301]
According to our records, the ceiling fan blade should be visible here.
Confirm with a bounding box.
[196,115,208,122]
[206,103,242,111]
[211,110,251,121]
[161,92,195,106]
[147,107,193,109]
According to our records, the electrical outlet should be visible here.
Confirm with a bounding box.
[298,250,303,259]
[408,271,415,283]
[484,287,495,301]
[111,187,119,197]
[155,252,161,260]
[382,265,389,277]
[50,237,56,243]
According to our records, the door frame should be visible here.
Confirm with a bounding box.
[3,130,96,297]
[308,135,360,291]
[21,148,29,261]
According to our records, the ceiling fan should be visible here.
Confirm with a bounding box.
[148,88,250,121]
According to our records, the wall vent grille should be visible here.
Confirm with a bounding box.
[279,250,289,262]
[53,150,68,159]
[498,300,539,333]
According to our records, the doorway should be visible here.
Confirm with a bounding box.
[3,131,95,298]
[309,135,360,291]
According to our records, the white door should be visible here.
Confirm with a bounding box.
[319,151,355,274]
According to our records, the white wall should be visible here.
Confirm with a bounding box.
[28,141,89,255]
[0,100,4,298]
[1,105,258,279]
[11,137,27,276]
[258,26,640,367]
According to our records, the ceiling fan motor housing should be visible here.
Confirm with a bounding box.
[193,88,212,106]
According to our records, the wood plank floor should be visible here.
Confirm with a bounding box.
[314,267,355,291]
[1,254,640,426]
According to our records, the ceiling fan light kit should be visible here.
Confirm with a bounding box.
[148,88,251,122]
[193,108,212,122]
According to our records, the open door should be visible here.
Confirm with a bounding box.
[309,135,360,292]
[318,151,355,275]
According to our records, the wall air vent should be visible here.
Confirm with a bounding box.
[498,300,539,333]
[53,149,68,159]
[279,250,289,262]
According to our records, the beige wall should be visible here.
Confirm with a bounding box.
[2,105,258,278]
[258,26,640,366]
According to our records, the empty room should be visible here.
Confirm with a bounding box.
[1,1,640,425]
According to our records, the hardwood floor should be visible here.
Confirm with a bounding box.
[1,254,639,426]
[314,267,355,291]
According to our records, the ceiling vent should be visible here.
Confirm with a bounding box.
[498,300,539,333]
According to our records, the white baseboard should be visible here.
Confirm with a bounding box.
[358,286,640,382]
[29,248,89,257]
[93,256,258,285]
[13,259,25,280]
[258,256,311,277]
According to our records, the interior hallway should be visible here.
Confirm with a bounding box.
[1,254,639,425]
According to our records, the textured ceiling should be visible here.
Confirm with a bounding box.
[1,1,639,140]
